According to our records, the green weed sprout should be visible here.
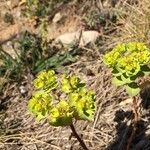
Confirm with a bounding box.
[103,42,150,96]
[28,70,96,150]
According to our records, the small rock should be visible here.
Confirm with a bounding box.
[15,11,21,18]
[7,0,19,8]
[11,0,20,8]
[55,32,80,46]
[82,68,95,76]
[0,24,21,44]
[80,31,99,46]
[52,12,63,23]
[55,30,99,47]
[6,1,11,7]
[2,42,16,59]
[19,86,27,94]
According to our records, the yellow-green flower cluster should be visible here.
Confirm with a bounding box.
[61,74,85,93]
[103,43,126,66]
[33,70,57,90]
[28,91,53,120]
[117,55,140,76]
[61,74,95,121]
[49,100,73,126]
[28,70,96,126]
[104,42,150,76]
[69,87,96,121]
[126,42,148,52]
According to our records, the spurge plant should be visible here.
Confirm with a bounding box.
[104,42,150,96]
[28,70,96,150]
[104,42,150,150]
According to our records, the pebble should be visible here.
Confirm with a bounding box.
[53,12,63,23]
[55,30,99,47]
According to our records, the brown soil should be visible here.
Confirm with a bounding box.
[0,1,150,150]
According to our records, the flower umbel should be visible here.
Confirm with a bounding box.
[48,100,73,126]
[28,91,53,120]
[103,42,150,96]
[69,87,96,121]
[33,70,57,91]
[28,70,96,126]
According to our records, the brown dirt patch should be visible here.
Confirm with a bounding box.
[1,1,150,150]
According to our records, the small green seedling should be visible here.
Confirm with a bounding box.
[24,0,70,18]
[3,12,14,24]
[28,70,96,150]
[103,42,150,96]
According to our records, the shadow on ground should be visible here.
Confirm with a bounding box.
[106,87,150,150]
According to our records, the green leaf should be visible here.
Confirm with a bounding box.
[125,82,140,96]
[130,71,145,81]
[141,65,150,75]
[112,76,126,86]
[112,67,122,76]
[49,116,72,127]
[121,73,133,84]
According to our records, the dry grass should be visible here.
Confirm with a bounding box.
[114,0,150,45]
[1,0,150,150]
[98,0,150,52]
[0,53,128,150]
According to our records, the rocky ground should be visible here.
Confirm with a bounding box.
[0,0,150,150]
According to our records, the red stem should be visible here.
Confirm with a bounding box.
[70,123,89,150]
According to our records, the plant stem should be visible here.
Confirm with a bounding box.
[70,123,89,150]
[126,96,140,150]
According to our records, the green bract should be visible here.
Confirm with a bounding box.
[28,70,96,126]
[103,42,150,96]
